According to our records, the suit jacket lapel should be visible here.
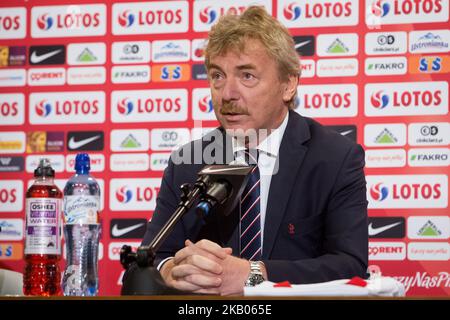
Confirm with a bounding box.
[262,111,311,259]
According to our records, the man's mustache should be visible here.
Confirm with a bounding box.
[219,101,250,115]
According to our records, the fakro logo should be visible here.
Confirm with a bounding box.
[37,11,100,30]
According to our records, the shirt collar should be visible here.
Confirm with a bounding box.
[231,111,289,158]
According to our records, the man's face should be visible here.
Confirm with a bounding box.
[207,39,297,134]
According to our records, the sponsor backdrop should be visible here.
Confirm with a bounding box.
[0,0,448,296]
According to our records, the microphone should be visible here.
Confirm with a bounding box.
[196,165,254,217]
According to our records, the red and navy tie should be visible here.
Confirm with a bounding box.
[239,149,262,261]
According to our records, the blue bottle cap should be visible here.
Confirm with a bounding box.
[75,153,90,173]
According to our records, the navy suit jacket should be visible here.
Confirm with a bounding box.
[142,110,368,284]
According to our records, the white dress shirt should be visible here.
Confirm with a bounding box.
[231,111,289,245]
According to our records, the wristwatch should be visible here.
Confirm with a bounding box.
[244,261,265,287]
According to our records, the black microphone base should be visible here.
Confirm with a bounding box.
[121,262,188,296]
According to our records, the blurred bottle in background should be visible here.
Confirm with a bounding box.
[62,153,101,296]
[23,158,62,296]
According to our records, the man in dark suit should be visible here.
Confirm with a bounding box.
[141,6,368,295]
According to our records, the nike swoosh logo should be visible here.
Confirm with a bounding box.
[295,40,311,49]
[30,49,62,64]
[368,222,402,236]
[340,130,354,136]
[68,135,101,149]
[112,223,145,237]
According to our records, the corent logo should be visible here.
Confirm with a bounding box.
[35,100,52,117]
[117,98,134,115]
[371,91,389,108]
[370,182,389,201]
[118,10,135,27]
[37,14,53,30]
[199,6,217,24]
[283,3,301,20]
[116,186,132,203]
[394,272,450,293]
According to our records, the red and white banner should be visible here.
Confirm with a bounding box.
[0,0,448,296]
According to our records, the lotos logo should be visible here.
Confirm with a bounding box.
[0,180,22,212]
[37,14,53,30]
[371,90,389,109]
[118,98,134,115]
[116,186,132,203]
[371,0,390,17]
[118,10,135,27]
[199,96,213,113]
[284,3,301,20]
[370,182,389,201]
[200,6,217,24]
[110,178,161,211]
[35,100,52,117]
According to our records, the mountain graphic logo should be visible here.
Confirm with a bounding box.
[77,48,97,62]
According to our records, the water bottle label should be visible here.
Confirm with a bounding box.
[64,195,99,224]
[25,198,62,255]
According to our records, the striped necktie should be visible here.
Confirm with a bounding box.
[239,149,262,261]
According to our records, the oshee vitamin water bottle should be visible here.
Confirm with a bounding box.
[23,158,62,296]
[62,153,101,296]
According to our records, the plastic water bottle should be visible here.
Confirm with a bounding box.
[23,158,62,296]
[62,153,101,296]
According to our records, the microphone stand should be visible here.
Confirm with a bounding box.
[120,165,252,295]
